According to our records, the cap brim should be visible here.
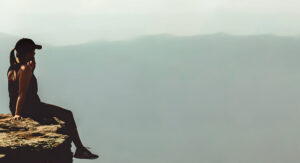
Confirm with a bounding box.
[35,44,42,49]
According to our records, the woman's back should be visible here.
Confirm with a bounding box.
[7,64,41,116]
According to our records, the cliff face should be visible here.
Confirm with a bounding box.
[0,114,73,163]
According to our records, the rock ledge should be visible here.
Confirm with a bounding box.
[0,113,73,163]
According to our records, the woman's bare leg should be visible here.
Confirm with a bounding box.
[35,102,84,148]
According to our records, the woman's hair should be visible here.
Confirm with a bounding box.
[9,48,17,67]
[9,48,26,68]
[8,48,26,81]
[8,49,18,82]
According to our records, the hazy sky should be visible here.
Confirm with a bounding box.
[1,0,300,45]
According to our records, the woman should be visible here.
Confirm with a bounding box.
[7,38,99,159]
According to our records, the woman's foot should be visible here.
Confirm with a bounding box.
[73,146,99,159]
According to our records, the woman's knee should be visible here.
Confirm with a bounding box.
[63,109,74,119]
[67,109,73,115]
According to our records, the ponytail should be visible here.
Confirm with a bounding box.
[9,48,17,66]
[8,48,18,81]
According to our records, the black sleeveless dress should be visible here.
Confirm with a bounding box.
[7,65,41,116]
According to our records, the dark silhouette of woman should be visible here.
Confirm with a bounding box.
[7,38,99,159]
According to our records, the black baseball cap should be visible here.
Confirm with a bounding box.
[15,38,42,53]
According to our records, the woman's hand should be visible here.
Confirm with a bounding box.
[10,114,23,121]
[27,60,35,71]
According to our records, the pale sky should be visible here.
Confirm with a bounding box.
[0,0,300,45]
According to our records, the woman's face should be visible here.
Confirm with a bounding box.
[25,50,35,61]
[24,50,35,62]
[24,50,36,69]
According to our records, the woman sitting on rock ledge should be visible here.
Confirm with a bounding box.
[7,38,99,160]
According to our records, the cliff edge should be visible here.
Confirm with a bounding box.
[0,113,73,163]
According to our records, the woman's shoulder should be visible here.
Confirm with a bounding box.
[7,64,32,82]
[18,64,33,79]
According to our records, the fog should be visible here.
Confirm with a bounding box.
[1,0,300,45]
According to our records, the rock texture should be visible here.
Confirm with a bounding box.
[0,113,73,163]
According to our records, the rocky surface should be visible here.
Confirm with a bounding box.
[0,113,73,163]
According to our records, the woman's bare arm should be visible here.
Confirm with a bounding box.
[15,64,33,116]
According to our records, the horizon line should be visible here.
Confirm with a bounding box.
[1,32,300,47]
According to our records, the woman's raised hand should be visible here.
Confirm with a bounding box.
[27,60,35,71]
